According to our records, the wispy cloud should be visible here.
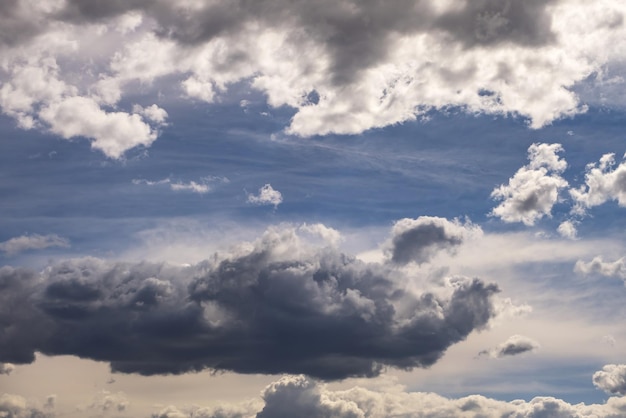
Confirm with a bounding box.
[0,234,69,255]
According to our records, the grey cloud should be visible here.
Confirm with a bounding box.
[478,335,540,358]
[154,374,626,418]
[386,217,480,265]
[52,0,556,88]
[593,364,626,395]
[0,226,499,380]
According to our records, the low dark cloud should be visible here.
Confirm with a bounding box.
[478,334,540,358]
[0,227,498,380]
[386,217,478,265]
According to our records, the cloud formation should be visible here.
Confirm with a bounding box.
[490,143,568,225]
[0,362,15,375]
[0,233,69,255]
[593,364,626,395]
[0,224,499,380]
[478,335,540,358]
[2,1,626,155]
[0,393,53,418]
[386,216,480,265]
[153,374,626,418]
[133,176,228,194]
[574,256,626,282]
[247,184,283,208]
[570,153,626,215]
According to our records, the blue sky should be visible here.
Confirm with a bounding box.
[2,1,626,417]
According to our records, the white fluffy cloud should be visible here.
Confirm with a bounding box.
[152,374,626,418]
[570,153,626,215]
[247,184,283,208]
[0,233,69,255]
[490,143,568,225]
[2,1,626,155]
[0,362,15,375]
[593,364,626,395]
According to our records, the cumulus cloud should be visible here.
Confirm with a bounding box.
[557,220,578,239]
[478,335,540,358]
[0,362,15,375]
[593,364,626,396]
[247,184,283,208]
[89,390,129,413]
[152,374,626,418]
[0,233,69,255]
[0,393,54,418]
[2,1,626,153]
[385,216,481,265]
[574,256,626,282]
[0,224,499,380]
[490,143,568,225]
[570,153,626,215]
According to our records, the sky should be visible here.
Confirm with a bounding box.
[3,0,626,417]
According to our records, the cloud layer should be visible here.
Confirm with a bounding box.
[153,374,626,418]
[2,1,626,156]
[0,224,499,379]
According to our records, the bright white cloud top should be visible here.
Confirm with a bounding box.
[1,0,626,157]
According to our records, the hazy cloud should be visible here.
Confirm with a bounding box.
[593,364,626,395]
[0,225,499,380]
[574,256,626,282]
[89,390,129,413]
[490,143,568,225]
[247,184,283,208]
[478,335,540,358]
[557,220,578,240]
[386,216,481,265]
[0,393,54,418]
[133,176,228,194]
[0,362,15,375]
[0,233,69,255]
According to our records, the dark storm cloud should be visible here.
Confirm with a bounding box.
[478,335,540,358]
[0,228,499,380]
[387,217,477,265]
[51,0,557,85]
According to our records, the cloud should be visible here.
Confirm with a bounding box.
[0,393,54,418]
[0,362,15,375]
[490,143,568,225]
[593,364,626,395]
[385,216,481,265]
[133,176,228,194]
[557,220,578,240]
[574,256,626,282]
[570,153,626,215]
[89,390,129,413]
[478,335,540,358]
[0,234,69,255]
[2,1,626,153]
[0,224,499,380]
[152,374,626,418]
[247,184,283,208]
